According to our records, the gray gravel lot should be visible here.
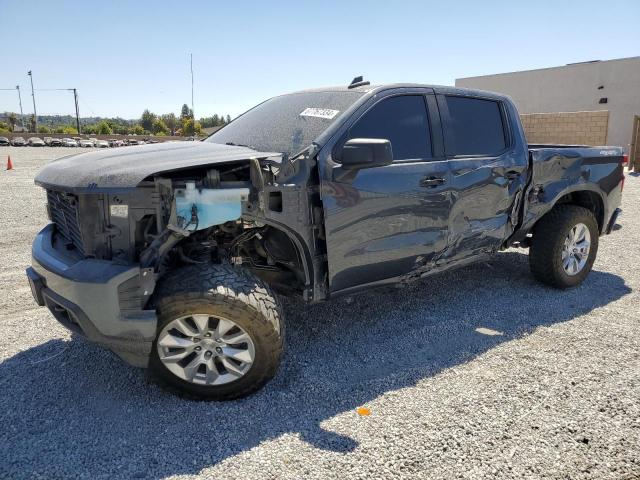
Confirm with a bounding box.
[0,146,638,480]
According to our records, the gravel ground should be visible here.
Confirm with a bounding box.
[0,147,638,480]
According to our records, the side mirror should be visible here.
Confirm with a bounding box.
[340,138,393,170]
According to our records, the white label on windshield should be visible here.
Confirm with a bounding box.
[300,108,339,120]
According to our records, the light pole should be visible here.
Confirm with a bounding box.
[72,88,81,134]
[16,86,25,129]
[27,70,37,132]
[190,53,196,132]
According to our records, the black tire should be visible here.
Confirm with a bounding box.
[529,205,599,289]
[149,264,283,400]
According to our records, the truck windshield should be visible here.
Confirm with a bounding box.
[205,91,365,156]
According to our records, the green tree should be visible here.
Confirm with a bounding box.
[0,121,9,133]
[140,109,156,133]
[114,124,131,135]
[181,118,202,136]
[212,114,219,126]
[180,104,193,120]
[37,125,52,134]
[7,113,17,132]
[226,115,231,124]
[83,124,98,135]
[96,121,113,135]
[61,126,78,135]
[152,117,169,135]
[162,113,178,135]
[181,117,193,136]
[132,125,145,135]
[28,114,36,132]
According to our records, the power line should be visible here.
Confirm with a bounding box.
[2,86,26,128]
[24,86,81,133]
[77,94,97,117]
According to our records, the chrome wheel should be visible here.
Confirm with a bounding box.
[561,222,591,276]
[157,314,255,385]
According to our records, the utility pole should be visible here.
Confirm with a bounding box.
[72,89,81,134]
[190,53,195,124]
[31,87,82,134]
[16,85,25,129]
[27,71,37,132]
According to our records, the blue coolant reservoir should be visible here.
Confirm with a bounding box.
[175,182,249,230]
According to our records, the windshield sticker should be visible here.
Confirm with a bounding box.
[299,108,339,120]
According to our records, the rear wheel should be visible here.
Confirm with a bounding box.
[529,205,599,289]
[149,264,283,400]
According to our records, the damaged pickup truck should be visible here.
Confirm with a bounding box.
[27,80,625,399]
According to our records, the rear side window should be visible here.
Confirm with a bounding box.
[348,95,431,161]
[444,96,506,156]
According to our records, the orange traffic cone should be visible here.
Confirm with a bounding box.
[6,156,13,170]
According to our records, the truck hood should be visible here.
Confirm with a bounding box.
[35,141,281,192]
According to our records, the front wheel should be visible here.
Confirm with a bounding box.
[529,205,599,289]
[149,264,283,400]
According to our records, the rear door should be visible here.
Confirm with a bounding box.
[436,92,528,262]
[320,88,452,294]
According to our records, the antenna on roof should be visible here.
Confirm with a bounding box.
[348,76,370,89]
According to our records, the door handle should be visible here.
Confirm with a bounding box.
[504,171,521,180]
[420,176,446,188]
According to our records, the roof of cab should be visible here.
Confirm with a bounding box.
[288,83,510,101]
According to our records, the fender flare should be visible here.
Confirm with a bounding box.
[543,184,606,231]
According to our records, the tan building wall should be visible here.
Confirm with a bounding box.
[519,110,609,146]
[456,57,640,152]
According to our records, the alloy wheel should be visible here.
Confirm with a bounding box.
[561,222,591,276]
[157,314,255,385]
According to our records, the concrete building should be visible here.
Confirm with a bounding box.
[456,57,640,163]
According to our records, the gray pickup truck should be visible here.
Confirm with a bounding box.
[27,78,625,400]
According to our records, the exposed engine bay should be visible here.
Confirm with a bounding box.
[43,152,323,305]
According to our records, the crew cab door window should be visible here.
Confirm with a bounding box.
[444,96,506,156]
[348,95,432,160]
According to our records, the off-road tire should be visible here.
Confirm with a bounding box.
[529,205,599,289]
[149,264,283,400]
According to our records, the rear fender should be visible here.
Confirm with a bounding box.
[512,148,622,242]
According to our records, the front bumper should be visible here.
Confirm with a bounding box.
[27,224,157,367]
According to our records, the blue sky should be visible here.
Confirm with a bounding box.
[1,0,638,120]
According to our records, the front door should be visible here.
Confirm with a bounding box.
[320,91,452,294]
